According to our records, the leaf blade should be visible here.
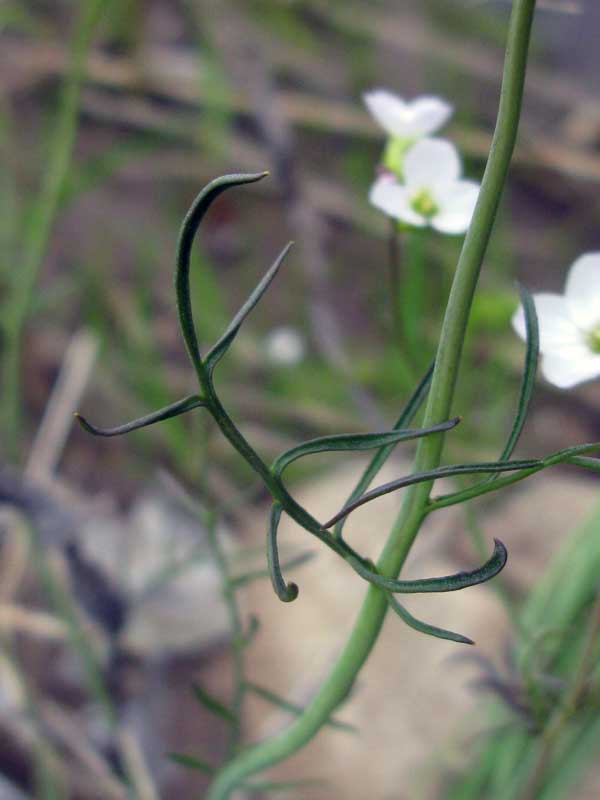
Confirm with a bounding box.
[74,394,206,437]
[499,284,539,462]
[205,242,294,373]
[175,172,268,372]
[324,459,540,529]
[272,417,459,478]
[347,539,508,594]
[386,594,474,645]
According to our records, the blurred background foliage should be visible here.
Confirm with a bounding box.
[1,0,600,798]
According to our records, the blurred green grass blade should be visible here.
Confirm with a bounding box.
[244,682,356,733]
[386,594,474,645]
[205,242,293,374]
[333,362,434,539]
[192,683,236,723]
[1,0,108,457]
[499,284,539,461]
[169,753,215,774]
[272,417,459,478]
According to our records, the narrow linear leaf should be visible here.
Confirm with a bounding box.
[267,504,298,602]
[272,417,459,478]
[205,241,294,373]
[169,753,215,775]
[334,362,434,540]
[568,455,600,473]
[543,441,600,465]
[324,459,540,529]
[175,172,268,371]
[347,539,508,594]
[498,284,539,462]
[192,683,236,723]
[245,681,357,733]
[74,394,206,437]
[430,440,600,511]
[231,551,315,589]
[386,593,474,645]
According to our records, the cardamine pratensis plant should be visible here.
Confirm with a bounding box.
[76,0,600,795]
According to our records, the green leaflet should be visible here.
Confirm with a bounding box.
[347,539,508,594]
[385,593,474,645]
[430,441,600,511]
[271,416,459,478]
[498,284,539,462]
[175,172,268,374]
[267,504,298,602]
[205,242,294,374]
[324,459,540,529]
[74,394,205,437]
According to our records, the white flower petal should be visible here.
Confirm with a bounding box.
[541,349,600,389]
[406,96,453,137]
[431,180,479,235]
[363,90,409,137]
[403,139,461,190]
[512,293,583,352]
[363,91,452,138]
[564,252,600,330]
[369,176,426,227]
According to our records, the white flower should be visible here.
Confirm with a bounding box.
[369,138,480,235]
[512,253,600,389]
[364,90,453,139]
[264,326,305,367]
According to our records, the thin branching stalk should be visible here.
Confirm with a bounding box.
[206,1,537,796]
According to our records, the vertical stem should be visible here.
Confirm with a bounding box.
[206,1,537,797]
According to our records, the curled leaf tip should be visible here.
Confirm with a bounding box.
[283,582,299,602]
[268,504,300,603]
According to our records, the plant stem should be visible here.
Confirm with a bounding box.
[0,0,106,461]
[206,1,537,796]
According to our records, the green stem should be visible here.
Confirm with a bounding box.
[0,0,106,460]
[206,1,537,796]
